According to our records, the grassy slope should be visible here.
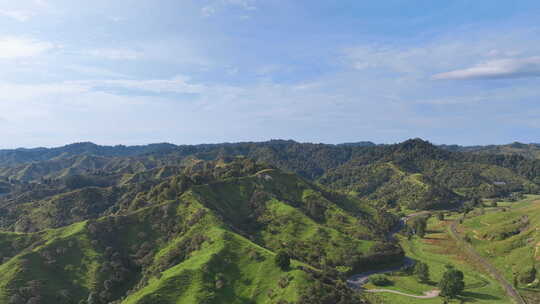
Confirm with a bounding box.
[365,216,509,304]
[0,221,101,302]
[459,195,540,301]
[122,226,311,304]
[0,168,380,303]
[121,186,316,304]
[189,169,377,264]
[0,197,314,304]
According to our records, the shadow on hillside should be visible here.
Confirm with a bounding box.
[459,290,501,302]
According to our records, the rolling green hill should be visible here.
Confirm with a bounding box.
[2,139,539,211]
[458,195,540,303]
[319,139,540,209]
[0,139,539,303]
[0,158,397,303]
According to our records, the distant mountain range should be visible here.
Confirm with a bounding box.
[2,139,539,168]
[1,138,539,208]
[440,142,540,159]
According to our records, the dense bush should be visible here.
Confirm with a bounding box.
[275,251,291,270]
[519,266,537,284]
[370,274,392,286]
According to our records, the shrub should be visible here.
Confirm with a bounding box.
[275,251,290,270]
[519,266,537,284]
[413,261,430,283]
[370,274,392,286]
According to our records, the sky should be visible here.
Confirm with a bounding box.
[0,0,539,148]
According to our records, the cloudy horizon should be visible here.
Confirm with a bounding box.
[0,0,539,148]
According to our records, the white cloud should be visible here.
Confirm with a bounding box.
[226,0,257,10]
[0,76,209,104]
[80,76,207,94]
[343,28,540,81]
[202,0,257,17]
[0,0,53,21]
[0,37,54,59]
[65,65,129,78]
[0,9,33,21]
[0,82,87,101]
[432,57,540,80]
[201,6,217,17]
[85,48,142,60]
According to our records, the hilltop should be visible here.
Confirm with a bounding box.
[441,142,540,160]
[1,138,539,210]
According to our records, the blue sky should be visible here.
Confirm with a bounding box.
[0,0,539,148]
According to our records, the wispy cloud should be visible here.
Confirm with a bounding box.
[201,0,257,17]
[433,56,540,80]
[201,6,217,17]
[85,48,142,60]
[343,28,540,80]
[0,9,34,22]
[226,0,257,10]
[78,76,207,94]
[0,37,55,59]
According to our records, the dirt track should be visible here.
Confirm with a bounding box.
[366,289,440,298]
[347,212,439,299]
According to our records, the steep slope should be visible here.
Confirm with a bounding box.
[320,162,460,209]
[0,159,395,303]
[0,189,367,304]
[319,139,540,209]
[185,168,400,270]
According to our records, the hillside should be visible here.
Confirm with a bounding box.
[441,142,540,160]
[319,139,540,209]
[458,195,540,303]
[1,139,539,211]
[0,158,401,303]
[0,139,539,302]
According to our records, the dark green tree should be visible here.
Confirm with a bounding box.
[519,265,537,284]
[275,251,291,270]
[410,217,427,238]
[370,274,392,286]
[438,266,464,299]
[414,261,430,283]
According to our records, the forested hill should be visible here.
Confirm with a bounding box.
[0,142,178,166]
[0,140,373,179]
[0,139,538,302]
[440,142,540,160]
[1,138,540,210]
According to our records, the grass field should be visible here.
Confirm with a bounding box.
[459,195,540,303]
[365,216,511,304]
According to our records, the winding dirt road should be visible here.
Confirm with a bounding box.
[347,212,440,299]
[366,289,440,298]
